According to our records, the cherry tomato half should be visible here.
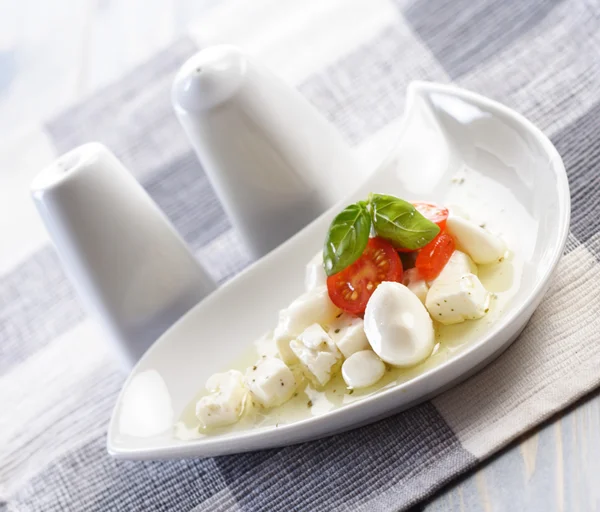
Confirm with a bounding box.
[327,237,403,315]
[413,201,449,231]
[415,232,455,281]
[397,202,450,253]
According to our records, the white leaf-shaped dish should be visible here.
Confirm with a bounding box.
[108,82,570,460]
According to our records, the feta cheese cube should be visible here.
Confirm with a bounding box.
[290,324,342,386]
[426,273,490,325]
[438,250,478,281]
[195,370,247,428]
[446,215,506,264]
[403,268,429,303]
[244,357,296,408]
[305,251,327,291]
[329,314,370,357]
[274,286,341,363]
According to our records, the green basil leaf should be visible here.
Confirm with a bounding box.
[323,202,371,276]
[370,193,440,250]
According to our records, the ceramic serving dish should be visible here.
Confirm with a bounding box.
[108,81,570,460]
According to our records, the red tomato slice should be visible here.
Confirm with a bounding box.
[413,201,449,231]
[397,202,450,252]
[415,232,455,281]
[327,237,403,315]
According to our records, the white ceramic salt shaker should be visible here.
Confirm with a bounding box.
[172,45,363,259]
[31,143,216,368]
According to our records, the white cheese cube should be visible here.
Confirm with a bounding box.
[244,357,296,408]
[425,250,489,325]
[290,324,342,386]
[274,286,341,363]
[342,350,386,389]
[403,268,429,303]
[426,273,489,325]
[195,370,246,428]
[329,314,370,358]
[305,251,327,291]
[446,215,506,264]
[438,250,478,281]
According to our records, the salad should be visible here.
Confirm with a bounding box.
[193,194,507,430]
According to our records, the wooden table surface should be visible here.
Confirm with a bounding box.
[1,1,598,510]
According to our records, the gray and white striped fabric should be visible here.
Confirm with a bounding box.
[2,0,600,510]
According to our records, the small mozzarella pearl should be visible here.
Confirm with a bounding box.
[342,350,386,389]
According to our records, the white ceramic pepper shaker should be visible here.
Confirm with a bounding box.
[172,45,363,259]
[31,143,216,368]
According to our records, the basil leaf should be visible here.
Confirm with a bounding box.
[323,202,371,276]
[370,193,440,250]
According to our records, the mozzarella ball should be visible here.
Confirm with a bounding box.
[364,282,435,367]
